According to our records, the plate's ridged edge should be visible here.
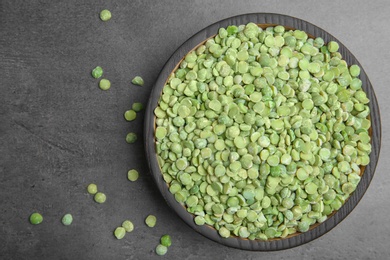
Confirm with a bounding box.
[144,13,381,251]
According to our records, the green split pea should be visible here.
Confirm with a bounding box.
[155,244,168,256]
[29,212,43,225]
[92,66,103,79]
[132,102,144,112]
[122,220,134,232]
[100,10,112,22]
[114,227,126,239]
[99,79,111,90]
[94,192,106,204]
[87,183,98,195]
[160,234,172,247]
[127,169,139,181]
[62,214,73,226]
[126,132,137,143]
[132,76,144,86]
[124,110,137,121]
[145,215,157,227]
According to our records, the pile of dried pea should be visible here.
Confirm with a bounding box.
[154,23,371,240]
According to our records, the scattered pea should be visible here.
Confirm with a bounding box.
[114,227,126,239]
[92,66,103,79]
[126,132,137,143]
[124,110,137,121]
[61,214,73,226]
[131,76,144,86]
[132,102,144,112]
[94,192,106,204]
[127,169,139,182]
[160,235,172,247]
[99,79,111,90]
[87,183,98,195]
[29,212,43,225]
[122,220,134,232]
[155,244,168,256]
[100,9,112,22]
[145,215,157,227]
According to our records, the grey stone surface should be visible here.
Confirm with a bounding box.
[0,0,388,259]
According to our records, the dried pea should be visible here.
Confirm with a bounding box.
[131,76,144,86]
[145,215,157,227]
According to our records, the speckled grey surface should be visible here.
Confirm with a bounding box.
[0,0,388,259]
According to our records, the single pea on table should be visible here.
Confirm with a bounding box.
[155,244,168,256]
[114,227,126,240]
[87,183,98,195]
[127,169,139,182]
[126,132,137,143]
[124,110,137,121]
[131,76,144,86]
[160,235,172,247]
[94,192,107,204]
[122,220,134,232]
[132,102,144,112]
[99,79,111,91]
[62,214,73,226]
[92,66,103,79]
[29,212,43,225]
[145,215,157,227]
[100,9,112,21]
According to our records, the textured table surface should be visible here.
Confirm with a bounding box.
[0,1,389,259]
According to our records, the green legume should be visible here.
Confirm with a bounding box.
[194,215,205,225]
[145,215,157,227]
[114,227,126,239]
[92,66,103,79]
[122,220,134,232]
[132,102,143,112]
[87,183,98,195]
[61,214,73,226]
[124,110,137,121]
[155,244,168,256]
[126,132,137,143]
[100,9,112,21]
[99,79,111,90]
[29,212,43,225]
[127,169,139,182]
[219,226,231,238]
[131,76,144,86]
[327,41,339,52]
[160,235,172,247]
[154,23,371,241]
[156,127,167,140]
[349,64,361,77]
[94,192,106,203]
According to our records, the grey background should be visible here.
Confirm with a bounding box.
[0,0,388,259]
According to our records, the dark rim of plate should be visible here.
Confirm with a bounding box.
[144,13,381,251]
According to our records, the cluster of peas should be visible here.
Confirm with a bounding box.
[155,23,371,240]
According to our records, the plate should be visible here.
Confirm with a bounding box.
[144,13,381,251]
